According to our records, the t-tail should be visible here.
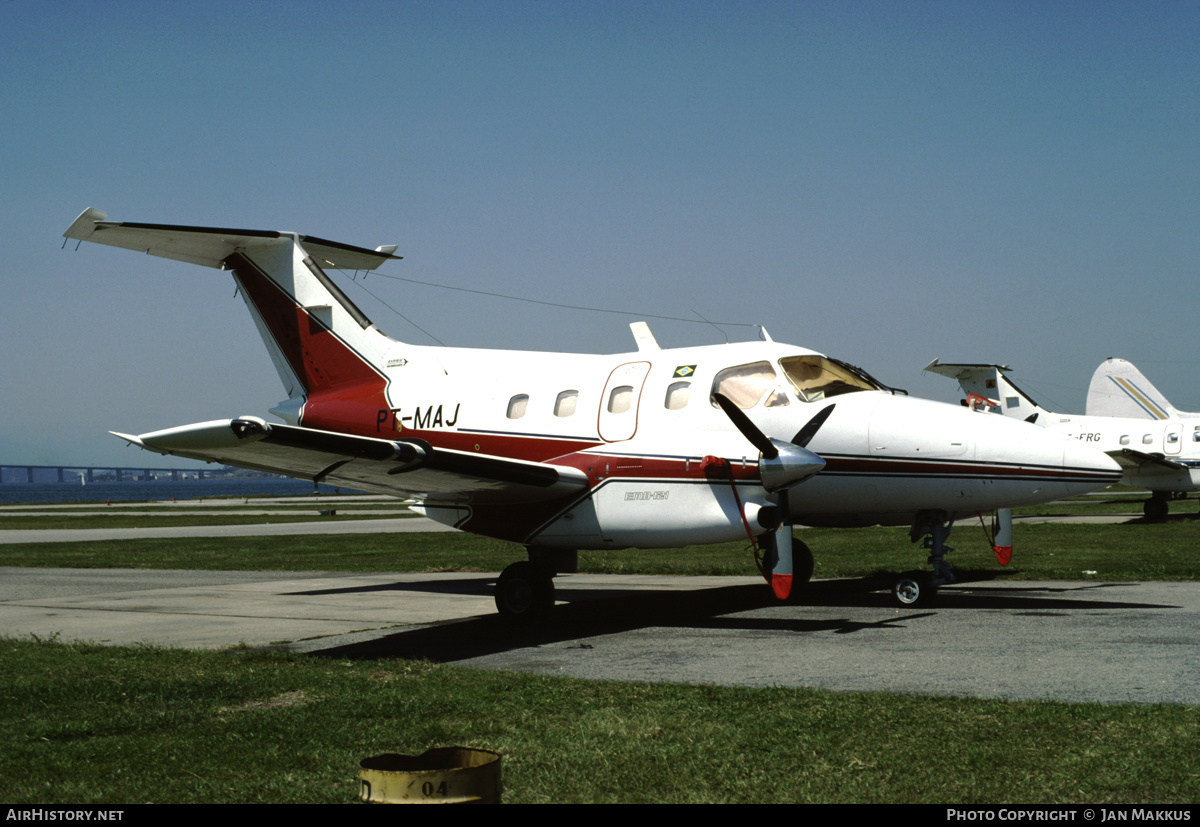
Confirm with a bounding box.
[1086,357,1197,420]
[64,208,402,432]
[923,359,1051,424]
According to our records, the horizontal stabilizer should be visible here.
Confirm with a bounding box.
[114,418,589,506]
[923,359,1012,379]
[64,208,401,271]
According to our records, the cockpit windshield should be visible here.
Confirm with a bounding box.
[780,355,886,402]
[709,361,781,409]
[710,355,895,410]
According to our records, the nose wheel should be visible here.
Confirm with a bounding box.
[892,571,938,607]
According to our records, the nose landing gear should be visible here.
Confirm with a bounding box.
[891,511,955,608]
[892,571,936,607]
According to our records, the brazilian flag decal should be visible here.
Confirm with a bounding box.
[673,365,696,378]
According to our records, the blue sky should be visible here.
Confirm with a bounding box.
[4,0,1199,467]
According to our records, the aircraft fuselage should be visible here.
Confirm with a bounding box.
[285,337,1121,548]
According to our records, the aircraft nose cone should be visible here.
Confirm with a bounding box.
[908,396,1123,506]
[1061,437,1124,495]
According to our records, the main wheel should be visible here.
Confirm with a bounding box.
[495,561,555,623]
[782,539,816,603]
[1144,497,1169,521]
[793,539,815,586]
[892,571,937,608]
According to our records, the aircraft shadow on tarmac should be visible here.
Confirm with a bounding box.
[289,578,497,598]
[302,573,1175,664]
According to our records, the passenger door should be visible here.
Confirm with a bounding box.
[598,362,651,442]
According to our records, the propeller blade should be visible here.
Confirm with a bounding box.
[791,404,836,448]
[712,392,778,459]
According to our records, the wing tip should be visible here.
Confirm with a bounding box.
[64,207,109,240]
[109,430,146,448]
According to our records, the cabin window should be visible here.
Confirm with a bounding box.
[778,355,880,402]
[1143,434,1153,444]
[711,361,777,409]
[665,381,690,411]
[1120,435,1130,445]
[554,390,579,417]
[1193,432,1200,443]
[507,394,529,419]
[608,385,634,414]
[1168,433,1180,444]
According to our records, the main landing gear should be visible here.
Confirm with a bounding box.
[494,548,576,623]
[759,531,815,600]
[1143,491,1189,522]
[892,511,955,608]
[494,561,555,622]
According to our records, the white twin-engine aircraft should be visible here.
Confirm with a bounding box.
[65,208,1122,617]
[926,359,1200,521]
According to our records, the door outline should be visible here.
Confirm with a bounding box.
[1165,422,1183,455]
[598,361,652,442]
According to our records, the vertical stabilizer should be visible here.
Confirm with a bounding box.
[64,209,403,432]
[923,360,1050,423]
[228,236,393,397]
[227,236,397,432]
[1086,357,1195,419]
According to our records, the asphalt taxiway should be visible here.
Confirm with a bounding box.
[3,497,1196,705]
[3,566,1197,706]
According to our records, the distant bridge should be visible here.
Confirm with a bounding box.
[0,465,264,484]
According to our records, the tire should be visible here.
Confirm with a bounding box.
[495,561,555,623]
[793,539,815,586]
[892,571,937,608]
[783,539,816,603]
[1144,498,1169,522]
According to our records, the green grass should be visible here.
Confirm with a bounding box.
[1,521,1196,582]
[1014,492,1188,517]
[3,496,1198,803]
[3,637,1196,804]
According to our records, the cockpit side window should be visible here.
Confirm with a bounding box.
[780,355,881,402]
[710,361,777,409]
[763,388,790,408]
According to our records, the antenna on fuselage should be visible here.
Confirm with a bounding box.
[691,309,729,343]
[629,321,660,351]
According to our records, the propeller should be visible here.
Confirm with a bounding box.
[712,393,779,459]
[714,394,835,456]
[712,394,836,600]
[712,394,832,491]
[792,403,836,448]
